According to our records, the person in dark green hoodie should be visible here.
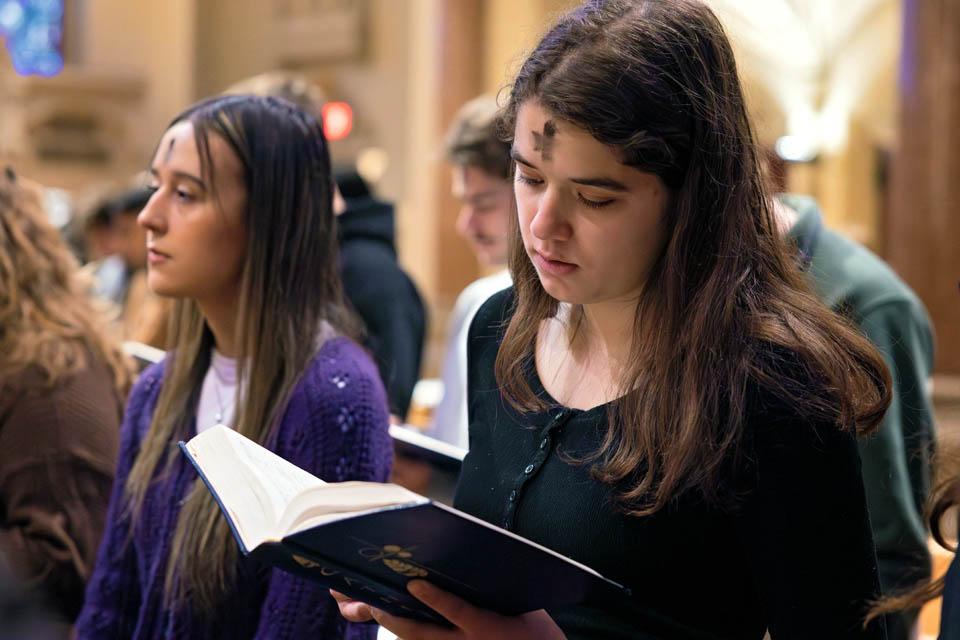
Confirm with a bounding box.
[778,194,935,640]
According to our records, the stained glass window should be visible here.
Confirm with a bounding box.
[0,0,64,77]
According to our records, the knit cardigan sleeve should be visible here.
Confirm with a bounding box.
[74,364,163,639]
[253,339,393,640]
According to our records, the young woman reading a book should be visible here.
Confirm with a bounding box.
[76,95,393,639]
[335,1,891,638]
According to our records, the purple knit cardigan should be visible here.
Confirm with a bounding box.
[75,337,393,639]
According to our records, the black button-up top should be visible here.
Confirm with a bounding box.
[453,288,885,640]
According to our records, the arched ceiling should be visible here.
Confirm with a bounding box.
[708,0,900,150]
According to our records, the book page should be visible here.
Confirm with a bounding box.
[281,481,426,535]
[184,425,325,550]
[223,428,327,508]
[184,426,426,550]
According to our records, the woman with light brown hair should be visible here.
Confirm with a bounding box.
[335,1,892,638]
[0,167,130,629]
[75,94,393,639]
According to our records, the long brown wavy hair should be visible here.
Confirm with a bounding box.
[0,167,130,393]
[122,95,357,611]
[495,0,891,515]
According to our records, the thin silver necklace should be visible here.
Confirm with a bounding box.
[211,363,230,427]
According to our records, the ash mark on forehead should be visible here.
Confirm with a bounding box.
[163,138,177,164]
[532,119,557,161]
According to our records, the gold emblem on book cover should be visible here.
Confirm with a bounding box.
[292,554,322,569]
[360,544,428,578]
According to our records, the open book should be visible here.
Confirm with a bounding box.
[180,425,629,624]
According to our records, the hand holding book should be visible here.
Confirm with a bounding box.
[332,580,566,639]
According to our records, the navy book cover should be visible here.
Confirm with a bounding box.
[179,427,629,625]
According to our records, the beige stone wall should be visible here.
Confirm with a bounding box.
[0,1,195,195]
[481,0,579,96]
[192,0,430,293]
[85,0,196,158]
[0,0,905,377]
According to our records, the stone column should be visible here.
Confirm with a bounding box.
[887,0,960,373]
[434,0,485,306]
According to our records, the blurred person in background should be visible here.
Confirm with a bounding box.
[225,71,426,421]
[71,185,170,349]
[333,168,427,422]
[69,198,113,264]
[0,167,129,633]
[104,186,150,278]
[775,194,935,640]
[73,199,127,305]
[429,95,513,448]
[101,185,171,348]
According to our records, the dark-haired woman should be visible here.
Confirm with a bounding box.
[0,170,129,630]
[335,1,890,638]
[75,95,393,639]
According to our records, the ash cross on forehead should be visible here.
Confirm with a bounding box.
[532,120,557,161]
[163,138,177,164]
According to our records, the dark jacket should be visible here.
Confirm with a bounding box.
[338,189,426,419]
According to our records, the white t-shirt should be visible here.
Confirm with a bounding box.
[196,350,239,434]
[193,324,336,435]
[429,270,512,449]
